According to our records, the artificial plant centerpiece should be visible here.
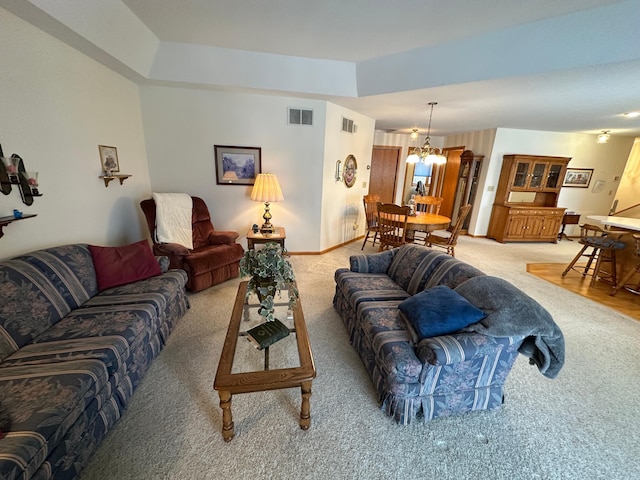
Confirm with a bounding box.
[239,242,298,321]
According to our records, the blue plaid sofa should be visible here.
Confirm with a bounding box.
[0,244,189,480]
[334,244,564,425]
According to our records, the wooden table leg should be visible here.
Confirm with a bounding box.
[299,381,312,430]
[218,390,235,442]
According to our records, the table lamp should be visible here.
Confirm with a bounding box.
[250,173,284,234]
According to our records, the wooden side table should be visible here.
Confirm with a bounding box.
[247,226,286,250]
[559,213,581,241]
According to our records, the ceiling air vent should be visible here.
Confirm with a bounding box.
[342,116,357,133]
[288,108,313,126]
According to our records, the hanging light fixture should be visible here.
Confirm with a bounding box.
[596,130,611,144]
[406,102,446,165]
[410,128,419,139]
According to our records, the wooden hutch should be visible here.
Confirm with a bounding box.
[487,154,571,243]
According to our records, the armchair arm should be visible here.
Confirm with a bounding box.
[154,242,190,256]
[416,332,518,366]
[209,230,239,245]
[349,249,397,273]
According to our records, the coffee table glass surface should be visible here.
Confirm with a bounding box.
[213,280,315,441]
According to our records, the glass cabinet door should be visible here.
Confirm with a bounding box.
[546,163,563,189]
[513,162,530,188]
[529,163,547,188]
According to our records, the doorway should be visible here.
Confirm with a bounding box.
[369,146,400,203]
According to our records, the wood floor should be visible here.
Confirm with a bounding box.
[527,263,640,321]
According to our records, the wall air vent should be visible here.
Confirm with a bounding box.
[288,108,313,126]
[342,117,357,133]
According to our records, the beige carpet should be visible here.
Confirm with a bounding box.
[78,237,640,480]
[527,263,640,321]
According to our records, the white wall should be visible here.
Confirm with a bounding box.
[320,104,375,251]
[139,86,375,252]
[0,7,152,259]
[612,138,640,217]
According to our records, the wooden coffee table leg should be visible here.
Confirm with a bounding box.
[219,390,235,441]
[299,381,312,430]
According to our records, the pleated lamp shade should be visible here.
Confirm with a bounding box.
[250,174,284,202]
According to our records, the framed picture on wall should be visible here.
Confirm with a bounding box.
[562,168,593,188]
[98,145,119,174]
[214,145,262,185]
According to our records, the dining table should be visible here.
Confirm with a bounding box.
[405,212,451,235]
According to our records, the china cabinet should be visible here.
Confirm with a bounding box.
[487,154,571,243]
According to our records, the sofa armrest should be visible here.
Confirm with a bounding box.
[349,249,396,273]
[416,332,519,366]
[209,230,239,245]
[154,243,190,256]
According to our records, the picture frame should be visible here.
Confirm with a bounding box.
[214,145,261,185]
[562,168,593,188]
[98,145,119,174]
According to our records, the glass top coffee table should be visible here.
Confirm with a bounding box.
[213,280,316,442]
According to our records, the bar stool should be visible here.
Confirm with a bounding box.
[610,233,640,296]
[561,224,626,286]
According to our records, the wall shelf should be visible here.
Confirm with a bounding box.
[0,213,37,238]
[99,174,131,187]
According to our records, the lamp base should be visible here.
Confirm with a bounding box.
[259,222,275,234]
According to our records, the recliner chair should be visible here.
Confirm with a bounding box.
[140,196,244,292]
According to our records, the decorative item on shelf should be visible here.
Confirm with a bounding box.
[1,156,20,184]
[23,171,39,195]
[406,102,446,165]
[98,144,131,186]
[13,209,22,219]
[596,130,610,144]
[250,173,284,234]
[239,242,298,321]
[99,145,120,173]
[252,223,259,234]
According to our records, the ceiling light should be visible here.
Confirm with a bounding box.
[410,128,419,139]
[624,111,640,118]
[597,130,610,144]
[406,102,446,165]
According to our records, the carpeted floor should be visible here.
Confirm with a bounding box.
[527,263,640,321]
[79,236,640,480]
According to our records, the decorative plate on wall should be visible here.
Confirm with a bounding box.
[343,154,357,188]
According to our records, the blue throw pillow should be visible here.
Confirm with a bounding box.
[398,285,486,340]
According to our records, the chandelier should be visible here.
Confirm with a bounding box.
[596,130,610,144]
[406,102,446,165]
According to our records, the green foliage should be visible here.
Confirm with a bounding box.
[240,242,298,320]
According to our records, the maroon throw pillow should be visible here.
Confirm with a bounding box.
[89,240,162,291]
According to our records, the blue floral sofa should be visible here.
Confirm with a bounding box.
[0,243,189,480]
[333,244,564,424]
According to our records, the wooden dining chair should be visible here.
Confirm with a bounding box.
[361,194,382,249]
[414,195,443,214]
[425,204,472,257]
[411,195,444,243]
[377,202,411,251]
